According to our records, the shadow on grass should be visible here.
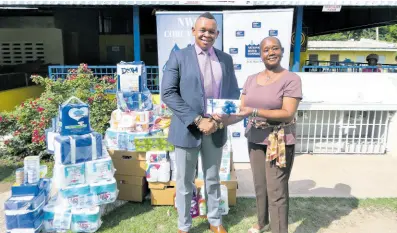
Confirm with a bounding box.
[192,198,257,233]
[289,180,359,233]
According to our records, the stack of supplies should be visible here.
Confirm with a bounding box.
[4,156,51,233]
[44,96,117,233]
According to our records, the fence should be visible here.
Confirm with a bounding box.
[48,65,160,93]
[295,110,393,154]
[302,65,397,73]
[47,65,394,154]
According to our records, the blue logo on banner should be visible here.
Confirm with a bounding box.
[245,42,261,58]
[234,64,242,70]
[252,22,261,28]
[229,48,238,54]
[269,30,278,36]
[235,31,245,37]
[163,43,180,71]
[244,118,248,127]
[232,132,241,137]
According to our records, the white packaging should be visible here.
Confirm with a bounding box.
[53,162,85,189]
[90,178,118,205]
[71,206,101,233]
[219,185,229,215]
[59,184,92,209]
[24,156,40,184]
[146,162,171,183]
[43,203,72,232]
[85,157,115,183]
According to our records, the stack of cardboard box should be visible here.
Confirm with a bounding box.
[108,150,149,202]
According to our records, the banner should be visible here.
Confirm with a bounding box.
[222,9,294,88]
[156,12,223,97]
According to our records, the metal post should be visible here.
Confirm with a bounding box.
[292,6,303,72]
[133,6,141,61]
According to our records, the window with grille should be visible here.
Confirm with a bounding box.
[0,42,45,65]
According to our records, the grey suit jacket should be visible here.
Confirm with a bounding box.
[161,45,240,148]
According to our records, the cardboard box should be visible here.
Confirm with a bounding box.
[115,174,148,202]
[108,150,147,176]
[149,180,176,206]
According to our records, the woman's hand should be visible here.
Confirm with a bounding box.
[233,106,253,118]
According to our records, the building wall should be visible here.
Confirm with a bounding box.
[305,50,396,64]
[0,86,44,112]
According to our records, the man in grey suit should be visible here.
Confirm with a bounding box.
[161,12,240,233]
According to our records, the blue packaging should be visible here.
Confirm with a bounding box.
[54,132,103,165]
[117,132,129,151]
[4,191,45,211]
[58,96,91,136]
[5,201,44,230]
[7,223,43,233]
[116,90,153,111]
[127,132,150,151]
[43,204,72,232]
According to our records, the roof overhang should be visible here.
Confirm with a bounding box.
[1,0,397,6]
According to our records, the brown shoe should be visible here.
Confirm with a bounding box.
[177,230,189,233]
[209,224,227,233]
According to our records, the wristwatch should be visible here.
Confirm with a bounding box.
[194,115,202,126]
[218,121,224,129]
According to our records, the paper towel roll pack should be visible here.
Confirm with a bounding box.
[105,129,149,151]
[134,136,175,152]
[54,132,103,165]
[54,162,86,188]
[85,157,115,183]
[58,96,91,136]
[117,91,153,112]
[146,162,171,183]
[90,178,118,205]
[71,206,101,233]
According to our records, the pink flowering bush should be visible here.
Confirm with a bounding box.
[0,64,117,160]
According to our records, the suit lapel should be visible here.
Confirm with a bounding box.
[214,48,226,99]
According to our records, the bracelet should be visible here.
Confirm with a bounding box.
[252,108,258,117]
[194,115,202,126]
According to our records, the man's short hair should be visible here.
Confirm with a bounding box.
[198,12,216,22]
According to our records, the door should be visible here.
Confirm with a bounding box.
[106,45,126,64]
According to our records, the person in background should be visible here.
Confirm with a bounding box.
[230,36,302,233]
[362,53,381,72]
[161,12,240,233]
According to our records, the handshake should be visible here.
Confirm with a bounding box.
[194,114,228,136]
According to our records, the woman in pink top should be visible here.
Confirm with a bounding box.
[235,37,302,233]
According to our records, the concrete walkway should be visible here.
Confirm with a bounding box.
[236,154,397,198]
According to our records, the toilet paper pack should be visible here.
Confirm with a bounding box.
[146,162,171,183]
[85,157,115,183]
[71,206,101,233]
[90,178,118,206]
[59,184,92,209]
[53,162,85,189]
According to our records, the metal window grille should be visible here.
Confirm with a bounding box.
[48,65,159,94]
[295,110,394,154]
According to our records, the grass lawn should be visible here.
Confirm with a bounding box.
[96,197,397,233]
[1,159,397,233]
[0,159,54,183]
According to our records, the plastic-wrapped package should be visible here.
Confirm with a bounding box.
[54,132,103,165]
[145,162,171,183]
[58,96,91,136]
[53,162,85,189]
[7,223,43,233]
[5,200,44,230]
[43,203,72,233]
[90,178,118,205]
[134,136,175,152]
[85,157,115,183]
[104,129,119,150]
[24,156,40,184]
[4,191,45,211]
[58,184,92,209]
[71,206,101,233]
[11,178,50,197]
[117,61,147,93]
[116,90,153,112]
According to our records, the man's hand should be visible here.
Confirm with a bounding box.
[198,118,217,135]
